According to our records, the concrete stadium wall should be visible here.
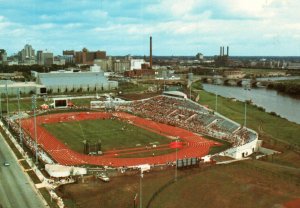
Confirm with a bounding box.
[220,136,258,159]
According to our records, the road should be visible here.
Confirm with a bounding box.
[0,134,46,208]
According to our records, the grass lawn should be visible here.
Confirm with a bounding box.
[197,90,300,146]
[57,160,300,208]
[0,97,46,113]
[150,160,300,208]
[42,118,172,152]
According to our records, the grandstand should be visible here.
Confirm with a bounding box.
[116,94,258,159]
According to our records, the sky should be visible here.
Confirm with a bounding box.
[0,0,300,56]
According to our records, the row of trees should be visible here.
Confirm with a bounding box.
[267,81,300,96]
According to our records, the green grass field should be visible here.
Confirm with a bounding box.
[42,119,172,152]
[197,90,300,146]
[57,160,300,208]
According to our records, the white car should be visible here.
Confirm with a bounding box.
[3,162,10,166]
[97,173,110,182]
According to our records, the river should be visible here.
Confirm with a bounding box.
[202,84,300,124]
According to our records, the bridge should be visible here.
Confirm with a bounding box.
[198,76,268,88]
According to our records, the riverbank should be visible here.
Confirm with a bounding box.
[266,79,300,97]
[197,90,300,147]
[202,83,300,124]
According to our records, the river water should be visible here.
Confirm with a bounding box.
[202,84,300,124]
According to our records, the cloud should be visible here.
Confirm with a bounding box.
[0,0,299,56]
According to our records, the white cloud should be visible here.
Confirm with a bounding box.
[147,0,201,17]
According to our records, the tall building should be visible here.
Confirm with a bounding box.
[18,44,35,64]
[62,50,75,64]
[43,51,54,66]
[0,49,7,65]
[75,48,106,65]
[113,59,130,72]
[37,50,44,65]
[36,50,54,66]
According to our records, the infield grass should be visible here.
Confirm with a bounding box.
[42,118,172,152]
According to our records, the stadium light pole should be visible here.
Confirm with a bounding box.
[189,83,192,100]
[139,169,143,208]
[18,88,23,148]
[32,95,38,164]
[244,101,247,128]
[175,140,178,182]
[0,88,2,119]
[6,80,9,128]
[215,93,218,113]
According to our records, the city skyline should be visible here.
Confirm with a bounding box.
[1,0,300,56]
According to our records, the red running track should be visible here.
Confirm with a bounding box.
[22,112,219,167]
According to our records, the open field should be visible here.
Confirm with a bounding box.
[197,90,300,146]
[42,118,173,153]
[57,160,300,208]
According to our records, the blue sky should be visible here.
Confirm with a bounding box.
[0,0,300,56]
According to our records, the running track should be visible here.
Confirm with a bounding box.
[22,112,220,167]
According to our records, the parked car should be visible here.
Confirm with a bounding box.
[97,173,110,182]
[3,161,10,166]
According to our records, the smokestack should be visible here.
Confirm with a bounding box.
[222,47,225,57]
[220,46,222,57]
[227,46,229,56]
[150,36,152,69]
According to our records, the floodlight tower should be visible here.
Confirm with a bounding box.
[32,94,38,164]
[17,88,23,148]
[6,80,9,128]
[0,88,2,119]
[139,169,143,208]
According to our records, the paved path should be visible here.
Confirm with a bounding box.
[0,134,46,208]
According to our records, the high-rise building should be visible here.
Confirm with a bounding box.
[75,48,106,65]
[62,50,75,64]
[37,50,44,65]
[0,49,7,65]
[43,51,54,66]
[18,44,35,63]
[36,50,54,66]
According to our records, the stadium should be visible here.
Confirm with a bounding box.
[8,92,259,168]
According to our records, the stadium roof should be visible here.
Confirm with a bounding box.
[37,71,108,87]
[163,91,187,99]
